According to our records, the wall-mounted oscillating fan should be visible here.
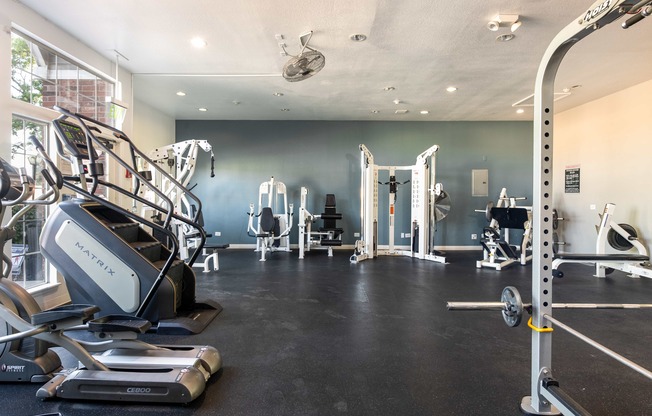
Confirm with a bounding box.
[282,31,325,82]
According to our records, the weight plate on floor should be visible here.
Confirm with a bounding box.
[500,286,523,327]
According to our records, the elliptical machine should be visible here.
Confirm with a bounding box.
[0,142,63,382]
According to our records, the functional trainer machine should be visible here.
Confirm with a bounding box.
[247,177,294,261]
[141,140,229,272]
[0,139,221,404]
[553,203,651,278]
[448,2,652,414]
[350,144,450,264]
[40,107,222,334]
[297,187,343,259]
[143,140,227,273]
[476,188,532,270]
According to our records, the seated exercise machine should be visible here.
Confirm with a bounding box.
[40,107,222,334]
[247,177,294,261]
[475,188,532,270]
[350,144,450,264]
[298,187,343,258]
[142,140,228,273]
[553,203,651,278]
[186,205,229,272]
[0,139,221,403]
[450,2,652,414]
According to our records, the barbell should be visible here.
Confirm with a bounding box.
[474,201,494,222]
[446,286,652,328]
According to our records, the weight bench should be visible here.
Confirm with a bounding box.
[552,253,651,278]
[193,243,229,273]
[477,207,531,270]
[186,205,229,272]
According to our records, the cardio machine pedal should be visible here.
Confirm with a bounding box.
[88,314,152,334]
[31,304,100,326]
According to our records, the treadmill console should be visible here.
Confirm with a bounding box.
[53,120,98,160]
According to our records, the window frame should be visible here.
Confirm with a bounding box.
[8,28,118,294]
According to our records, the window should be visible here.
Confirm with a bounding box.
[10,116,50,289]
[10,30,117,290]
[11,30,114,123]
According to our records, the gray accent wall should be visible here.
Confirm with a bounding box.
[176,120,533,248]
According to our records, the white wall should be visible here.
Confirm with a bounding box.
[554,79,652,254]
[133,98,176,149]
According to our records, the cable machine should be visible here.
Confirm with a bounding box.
[142,140,219,265]
[350,144,450,264]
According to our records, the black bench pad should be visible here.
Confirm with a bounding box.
[554,253,649,262]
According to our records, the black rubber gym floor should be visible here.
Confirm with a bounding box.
[4,250,651,416]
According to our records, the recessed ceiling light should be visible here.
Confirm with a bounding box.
[371,110,380,114]
[350,34,367,42]
[273,92,284,97]
[393,99,402,105]
[232,100,240,105]
[191,37,207,48]
[516,108,525,114]
[198,107,207,112]
[496,34,515,42]
[446,86,457,93]
[281,108,290,112]
[176,91,186,96]
[395,109,409,114]
[420,110,429,115]
[383,86,395,91]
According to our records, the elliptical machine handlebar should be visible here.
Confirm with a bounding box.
[0,164,33,207]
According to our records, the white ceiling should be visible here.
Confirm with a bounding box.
[17,0,652,121]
